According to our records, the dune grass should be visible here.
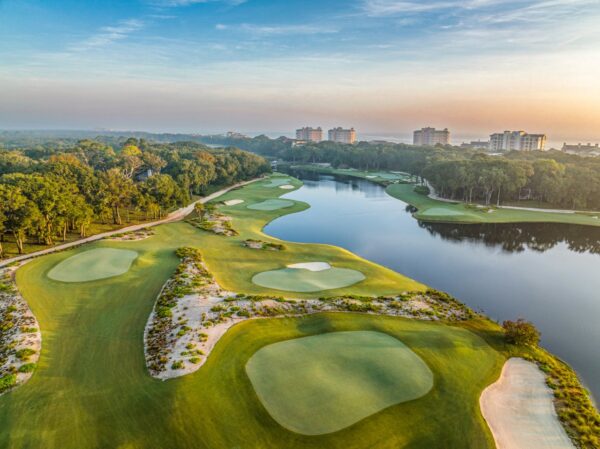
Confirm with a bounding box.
[0,173,505,448]
[245,330,434,435]
[46,248,139,282]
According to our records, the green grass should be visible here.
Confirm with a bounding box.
[46,248,139,282]
[197,174,424,297]
[262,177,293,187]
[387,183,600,226]
[0,173,505,448]
[252,265,366,292]
[247,198,296,211]
[245,330,434,435]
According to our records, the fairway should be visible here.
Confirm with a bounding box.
[245,331,434,435]
[47,248,138,282]
[252,264,366,292]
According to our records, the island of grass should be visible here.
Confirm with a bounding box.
[246,330,433,435]
[2,173,597,448]
[293,165,600,227]
[47,248,138,282]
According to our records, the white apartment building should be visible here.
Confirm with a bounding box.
[328,127,357,144]
[413,127,450,146]
[295,127,323,143]
[489,131,546,151]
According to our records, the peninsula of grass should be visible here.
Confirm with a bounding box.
[294,165,600,227]
[252,264,366,292]
[246,330,434,435]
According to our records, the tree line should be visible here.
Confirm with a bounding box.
[0,138,270,256]
[218,136,600,211]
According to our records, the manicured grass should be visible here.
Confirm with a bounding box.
[245,330,433,435]
[262,177,293,187]
[0,249,505,449]
[0,173,504,448]
[247,198,296,211]
[198,174,425,298]
[47,248,139,282]
[387,183,600,226]
[252,265,366,292]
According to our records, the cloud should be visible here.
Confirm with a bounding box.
[69,19,145,52]
[216,23,339,36]
[148,0,246,7]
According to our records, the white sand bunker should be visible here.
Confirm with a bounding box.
[480,358,575,449]
[224,199,244,206]
[366,175,377,179]
[287,262,331,272]
[279,184,295,190]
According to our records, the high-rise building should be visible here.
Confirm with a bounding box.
[295,127,323,142]
[328,127,357,144]
[413,127,450,146]
[489,131,546,152]
[562,142,600,157]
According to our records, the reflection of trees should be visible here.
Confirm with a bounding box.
[419,221,600,255]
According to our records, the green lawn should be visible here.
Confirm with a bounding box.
[245,330,434,435]
[0,174,506,448]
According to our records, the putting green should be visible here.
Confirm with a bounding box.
[247,199,296,211]
[245,331,434,435]
[252,264,365,292]
[263,178,292,187]
[47,248,138,283]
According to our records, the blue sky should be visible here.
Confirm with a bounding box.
[1,0,599,144]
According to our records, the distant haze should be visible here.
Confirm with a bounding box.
[1,0,599,147]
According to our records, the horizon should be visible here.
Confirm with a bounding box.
[1,0,600,146]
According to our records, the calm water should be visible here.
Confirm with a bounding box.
[265,171,600,401]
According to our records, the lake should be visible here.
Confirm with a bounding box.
[266,170,600,401]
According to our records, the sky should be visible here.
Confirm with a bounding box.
[1,0,600,146]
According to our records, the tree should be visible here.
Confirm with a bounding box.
[502,318,540,346]
[0,184,40,254]
[140,174,187,218]
[100,169,137,225]
[194,202,205,220]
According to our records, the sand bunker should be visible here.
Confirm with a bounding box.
[279,185,295,190]
[252,263,365,292]
[263,178,292,187]
[247,199,295,211]
[245,331,433,435]
[480,358,575,449]
[47,248,138,283]
[224,199,244,206]
[287,262,331,271]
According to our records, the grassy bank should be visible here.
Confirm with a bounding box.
[294,165,600,227]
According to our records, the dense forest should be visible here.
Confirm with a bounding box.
[211,135,600,211]
[0,138,270,257]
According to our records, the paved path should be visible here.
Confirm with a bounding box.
[0,177,262,268]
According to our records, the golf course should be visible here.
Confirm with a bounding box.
[0,174,594,448]
[294,165,600,227]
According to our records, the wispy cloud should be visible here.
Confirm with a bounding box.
[68,19,145,52]
[216,23,339,36]
[148,0,246,7]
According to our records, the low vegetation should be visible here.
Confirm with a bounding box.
[242,239,285,251]
[0,264,41,395]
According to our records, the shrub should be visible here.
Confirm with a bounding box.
[18,363,36,373]
[171,360,184,370]
[0,374,17,393]
[503,318,540,346]
[15,348,36,361]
